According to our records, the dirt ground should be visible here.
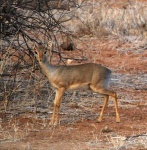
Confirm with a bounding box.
[0,36,147,150]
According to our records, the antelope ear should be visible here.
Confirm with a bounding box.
[48,41,53,49]
[34,43,39,50]
[33,44,38,54]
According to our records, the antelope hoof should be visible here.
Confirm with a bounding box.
[49,120,59,126]
[49,120,54,126]
[97,117,103,123]
[116,117,120,123]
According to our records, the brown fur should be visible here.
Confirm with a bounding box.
[34,43,120,125]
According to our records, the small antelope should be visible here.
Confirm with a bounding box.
[34,42,120,125]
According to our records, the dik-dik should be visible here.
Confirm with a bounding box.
[34,42,120,125]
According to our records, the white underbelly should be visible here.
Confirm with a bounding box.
[68,83,90,90]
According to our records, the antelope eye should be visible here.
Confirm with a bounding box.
[34,51,37,54]
[44,51,47,54]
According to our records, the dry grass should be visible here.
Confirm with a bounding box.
[64,1,147,40]
[0,38,147,150]
[0,1,147,149]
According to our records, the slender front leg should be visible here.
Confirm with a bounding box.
[98,95,109,122]
[49,88,65,126]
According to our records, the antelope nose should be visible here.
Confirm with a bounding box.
[39,58,43,62]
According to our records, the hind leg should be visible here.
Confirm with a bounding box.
[90,85,120,123]
[113,92,120,123]
[98,95,109,122]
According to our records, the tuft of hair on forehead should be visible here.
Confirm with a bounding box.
[39,43,47,49]
[34,41,52,53]
[33,44,44,52]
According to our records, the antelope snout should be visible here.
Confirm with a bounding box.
[39,58,43,62]
[38,53,44,62]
